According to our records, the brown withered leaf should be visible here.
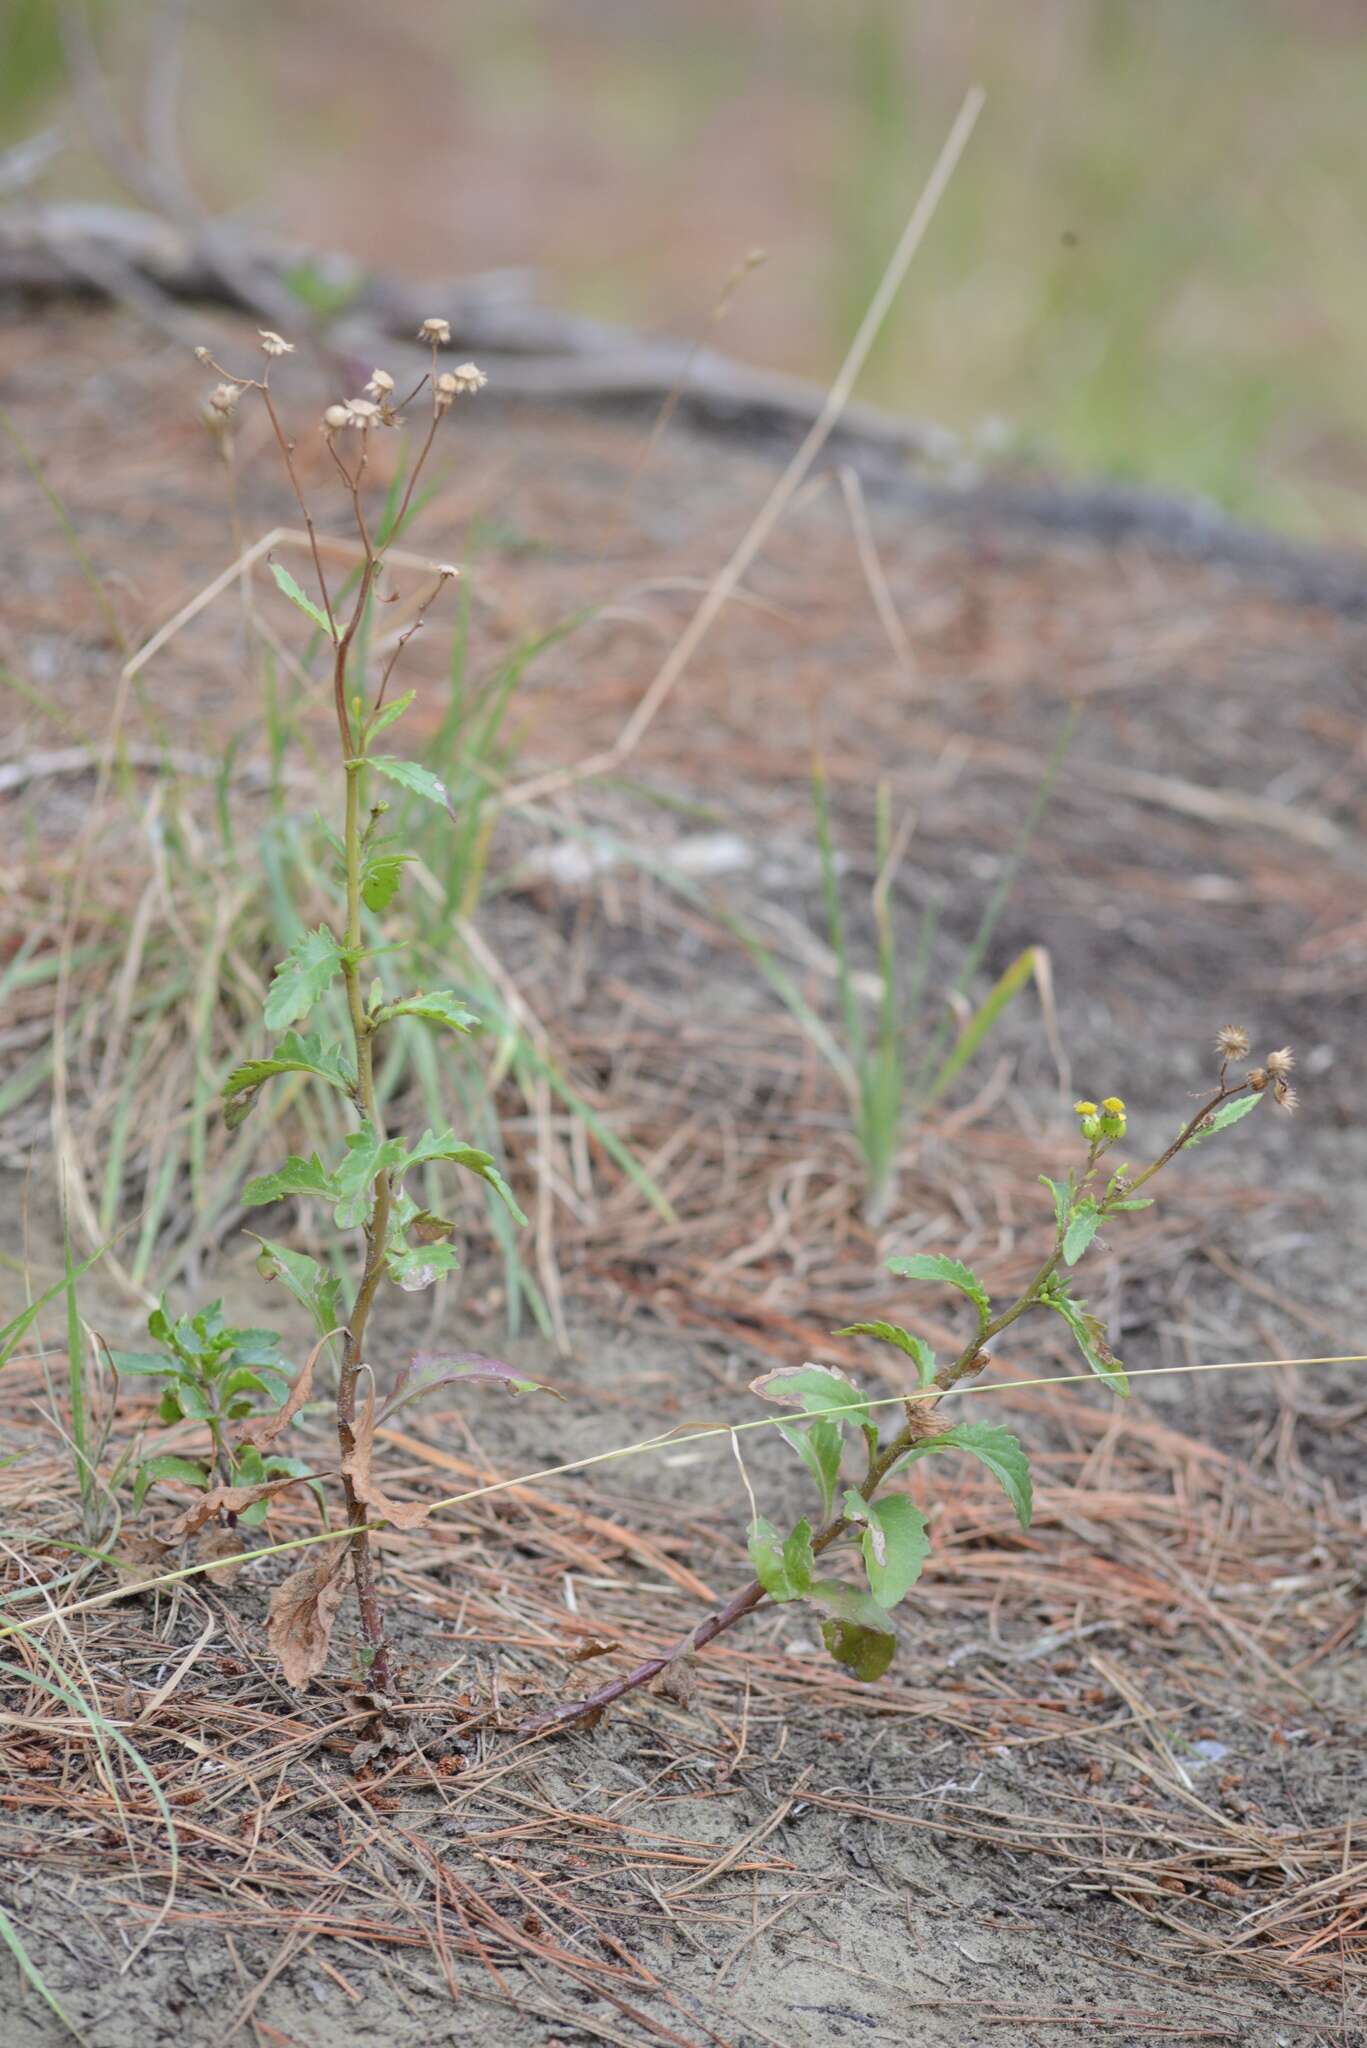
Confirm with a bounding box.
[194,1523,249,1586]
[267,1546,350,1688]
[165,1472,318,1540]
[237,1330,335,1454]
[105,1531,173,1594]
[342,1377,430,1530]
[565,1637,621,1664]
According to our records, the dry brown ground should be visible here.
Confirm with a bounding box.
[1,301,1366,2045]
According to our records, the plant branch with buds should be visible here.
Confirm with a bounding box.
[522,1029,1297,1738]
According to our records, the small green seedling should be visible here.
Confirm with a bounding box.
[111,1300,314,1525]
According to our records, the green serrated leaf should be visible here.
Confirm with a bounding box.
[222,1031,356,1128]
[808,1579,897,1680]
[367,755,452,812]
[1048,1292,1129,1395]
[749,1363,869,1427]
[270,560,335,639]
[364,690,416,743]
[395,1130,527,1226]
[842,1491,930,1609]
[330,1121,407,1228]
[134,1453,209,1510]
[375,989,481,1036]
[107,1351,174,1378]
[241,1152,338,1210]
[834,1321,936,1388]
[896,1421,1034,1530]
[248,1236,343,1340]
[776,1419,844,1523]
[1063,1199,1101,1266]
[1040,1174,1070,1233]
[885,1252,991,1324]
[1187,1093,1263,1145]
[385,1240,462,1291]
[1108,1197,1154,1211]
[361,852,414,913]
[263,927,345,1033]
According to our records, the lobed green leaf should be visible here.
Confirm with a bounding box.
[749,1363,869,1427]
[269,561,334,639]
[834,1320,936,1388]
[843,1491,930,1609]
[896,1421,1033,1530]
[367,755,453,813]
[808,1579,897,1681]
[885,1252,991,1323]
[1062,1199,1102,1266]
[222,1031,356,1129]
[263,927,346,1033]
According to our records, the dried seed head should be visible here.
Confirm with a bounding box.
[1215,1024,1250,1061]
[364,368,394,399]
[418,317,452,345]
[322,403,352,432]
[434,371,458,411]
[1265,1046,1295,1078]
[207,382,240,416]
[1273,1079,1299,1113]
[344,397,382,426]
[1246,1067,1269,1092]
[436,563,459,579]
[258,329,295,357]
[450,360,487,394]
[193,344,212,364]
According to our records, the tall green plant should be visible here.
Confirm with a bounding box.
[152,324,542,1689]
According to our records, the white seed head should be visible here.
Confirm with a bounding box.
[434,371,458,411]
[1265,1046,1295,1077]
[258,329,295,357]
[364,368,395,399]
[344,397,382,427]
[207,382,240,416]
[322,403,352,432]
[193,344,212,364]
[418,317,452,345]
[450,360,487,394]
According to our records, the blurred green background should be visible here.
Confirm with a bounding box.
[6,0,1367,539]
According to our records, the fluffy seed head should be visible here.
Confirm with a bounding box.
[1265,1047,1295,1078]
[418,317,451,345]
[322,403,352,432]
[364,368,394,399]
[193,344,212,364]
[207,383,239,416]
[1246,1067,1269,1092]
[1215,1024,1250,1061]
[258,330,295,357]
[1273,1079,1298,1113]
[450,360,487,394]
[344,397,382,426]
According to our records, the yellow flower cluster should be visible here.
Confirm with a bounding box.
[1073,1095,1126,1143]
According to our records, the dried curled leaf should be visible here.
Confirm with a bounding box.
[343,1376,430,1530]
[105,1531,173,1594]
[165,1471,320,1540]
[195,1523,249,1586]
[237,1330,334,1453]
[267,1546,350,1688]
